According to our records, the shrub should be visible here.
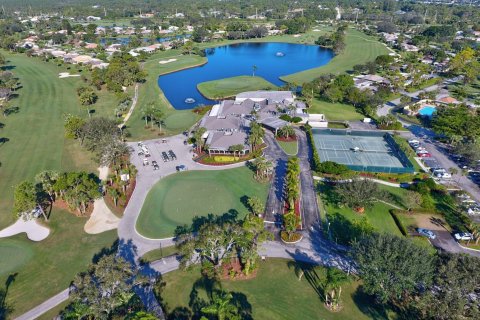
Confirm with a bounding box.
[279,114,292,122]
[318,161,350,175]
[291,116,303,123]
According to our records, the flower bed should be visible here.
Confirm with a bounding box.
[280,231,303,243]
[276,135,297,142]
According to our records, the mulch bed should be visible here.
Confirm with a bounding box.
[103,178,136,216]
[52,198,93,217]
[276,136,297,142]
[220,259,258,281]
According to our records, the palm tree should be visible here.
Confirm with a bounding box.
[201,291,238,320]
[35,170,59,203]
[321,268,351,311]
[248,122,264,151]
[252,64,257,77]
[253,156,273,180]
[278,125,295,139]
[193,127,207,153]
[108,187,120,207]
[228,144,244,160]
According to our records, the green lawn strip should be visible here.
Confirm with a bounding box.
[126,51,204,140]
[276,139,298,155]
[281,29,390,84]
[161,258,397,320]
[319,182,404,236]
[141,246,178,263]
[197,76,277,99]
[136,167,269,238]
[0,53,102,227]
[308,97,364,121]
[0,210,117,317]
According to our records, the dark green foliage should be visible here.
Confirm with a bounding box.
[318,161,350,175]
[352,233,435,304]
[303,125,322,172]
[431,105,480,140]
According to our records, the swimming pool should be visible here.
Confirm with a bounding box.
[418,106,436,117]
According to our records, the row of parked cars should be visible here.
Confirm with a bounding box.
[408,139,451,179]
[416,228,474,242]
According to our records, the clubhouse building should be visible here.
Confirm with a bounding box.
[200,91,310,155]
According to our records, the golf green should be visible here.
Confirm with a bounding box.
[0,240,33,277]
[136,167,269,238]
[197,76,277,99]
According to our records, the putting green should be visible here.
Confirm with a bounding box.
[0,240,34,277]
[136,167,269,238]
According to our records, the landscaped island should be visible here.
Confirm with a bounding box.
[197,76,277,99]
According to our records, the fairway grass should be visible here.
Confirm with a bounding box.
[197,76,277,99]
[282,28,390,84]
[136,167,269,238]
[0,209,117,317]
[126,52,205,140]
[0,53,101,228]
[308,97,364,121]
[162,258,397,320]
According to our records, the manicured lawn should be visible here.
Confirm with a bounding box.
[126,51,204,140]
[308,97,364,121]
[276,139,298,155]
[141,245,178,262]
[136,167,269,238]
[0,210,117,317]
[282,28,390,84]
[161,258,397,320]
[319,182,403,237]
[0,53,102,228]
[197,76,277,99]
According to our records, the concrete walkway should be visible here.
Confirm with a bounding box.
[118,83,139,129]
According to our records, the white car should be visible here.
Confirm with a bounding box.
[417,228,436,239]
[454,233,473,241]
[409,139,420,145]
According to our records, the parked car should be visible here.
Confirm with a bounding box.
[408,139,420,145]
[176,165,187,172]
[418,152,431,158]
[454,232,473,241]
[168,150,177,160]
[144,150,151,157]
[143,158,149,166]
[161,152,169,162]
[417,228,436,239]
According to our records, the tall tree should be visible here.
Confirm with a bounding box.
[352,233,435,304]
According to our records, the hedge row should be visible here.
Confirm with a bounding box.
[389,210,408,236]
[303,125,322,172]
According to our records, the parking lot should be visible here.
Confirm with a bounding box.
[129,134,199,179]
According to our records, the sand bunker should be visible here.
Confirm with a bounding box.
[84,199,120,234]
[59,72,80,78]
[0,219,50,241]
[159,58,177,64]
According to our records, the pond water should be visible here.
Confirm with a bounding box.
[157,42,334,109]
[418,106,437,117]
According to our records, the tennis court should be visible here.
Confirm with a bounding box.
[312,129,414,173]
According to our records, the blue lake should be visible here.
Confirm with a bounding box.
[157,42,334,109]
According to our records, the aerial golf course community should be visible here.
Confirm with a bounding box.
[1,2,480,319]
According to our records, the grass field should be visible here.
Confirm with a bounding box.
[308,97,364,121]
[136,167,269,238]
[126,51,204,140]
[281,28,390,84]
[277,139,298,155]
[0,210,117,317]
[319,183,405,238]
[197,76,277,99]
[161,258,397,320]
